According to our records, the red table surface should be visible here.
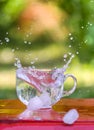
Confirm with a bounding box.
[0,99,94,130]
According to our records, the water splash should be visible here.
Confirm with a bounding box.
[16,54,76,106]
[62,54,75,72]
[14,58,22,68]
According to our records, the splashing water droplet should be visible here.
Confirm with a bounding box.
[69,33,72,36]
[90,23,92,26]
[14,58,22,68]
[87,22,93,26]
[84,40,87,43]
[64,59,66,62]
[63,54,75,72]
[5,37,10,43]
[72,54,75,58]
[31,61,35,64]
[69,45,72,48]
[68,52,72,55]
[63,54,68,58]
[6,32,9,35]
[28,42,31,45]
[0,42,3,45]
[70,37,73,40]
[24,41,27,44]
[76,51,79,55]
[81,26,84,29]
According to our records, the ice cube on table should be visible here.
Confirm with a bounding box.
[62,109,79,125]
[27,96,43,110]
[39,91,51,107]
[18,109,33,119]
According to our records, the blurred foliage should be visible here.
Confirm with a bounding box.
[56,0,94,63]
[0,0,94,63]
[0,88,17,99]
[0,0,25,50]
[0,0,26,27]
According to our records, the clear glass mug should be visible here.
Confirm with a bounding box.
[16,67,77,108]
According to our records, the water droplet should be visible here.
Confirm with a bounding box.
[68,52,72,55]
[64,59,66,62]
[72,54,75,58]
[28,42,31,44]
[69,45,72,48]
[5,37,10,43]
[70,37,73,40]
[84,40,87,43]
[69,33,72,36]
[81,26,84,29]
[87,22,93,26]
[31,61,35,64]
[6,32,9,35]
[14,58,22,68]
[76,51,79,55]
[90,23,93,26]
[63,54,68,58]
[24,41,27,44]
[0,42,3,45]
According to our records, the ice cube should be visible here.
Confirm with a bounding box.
[18,109,33,119]
[62,109,79,125]
[39,91,51,107]
[27,96,43,110]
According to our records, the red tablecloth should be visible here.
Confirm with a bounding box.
[0,99,94,130]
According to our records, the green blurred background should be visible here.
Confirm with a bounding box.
[0,0,94,99]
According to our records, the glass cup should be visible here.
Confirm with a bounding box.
[16,67,77,108]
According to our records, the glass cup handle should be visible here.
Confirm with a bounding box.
[63,74,77,97]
